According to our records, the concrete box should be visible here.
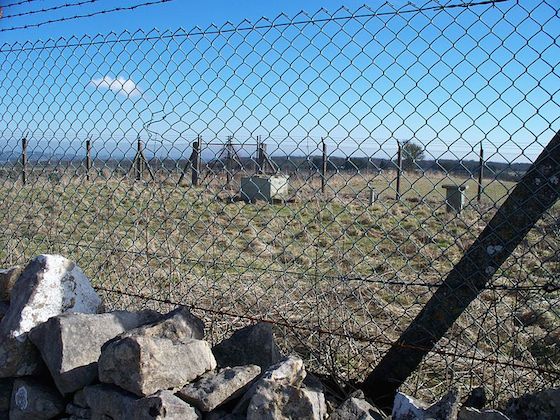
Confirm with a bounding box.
[240,175,289,203]
[442,184,468,213]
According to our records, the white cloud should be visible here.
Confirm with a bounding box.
[91,75,141,98]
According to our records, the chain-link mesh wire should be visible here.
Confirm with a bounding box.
[0,0,558,404]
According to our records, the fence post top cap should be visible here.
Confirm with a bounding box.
[442,184,468,191]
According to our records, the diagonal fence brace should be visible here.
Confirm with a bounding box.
[362,130,560,410]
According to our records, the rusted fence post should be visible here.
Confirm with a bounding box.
[362,130,560,410]
[478,142,484,202]
[86,139,92,181]
[21,137,27,185]
[321,138,327,194]
[191,137,201,186]
[395,140,402,200]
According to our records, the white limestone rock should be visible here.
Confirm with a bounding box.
[393,389,460,420]
[177,365,261,411]
[0,254,102,377]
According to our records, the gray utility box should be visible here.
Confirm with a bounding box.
[240,175,289,203]
[442,184,468,213]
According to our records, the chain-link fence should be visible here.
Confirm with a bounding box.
[0,0,558,406]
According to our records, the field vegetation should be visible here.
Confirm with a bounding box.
[0,166,557,403]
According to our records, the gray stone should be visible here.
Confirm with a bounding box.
[246,383,326,420]
[392,393,427,419]
[83,383,138,420]
[233,356,306,414]
[233,356,324,419]
[10,377,65,420]
[98,306,210,396]
[177,365,261,411]
[459,407,510,420]
[116,306,204,343]
[212,323,282,370]
[66,403,92,418]
[463,387,487,410]
[205,410,245,420]
[0,336,44,378]
[426,389,460,420]
[29,309,160,395]
[300,385,327,419]
[393,389,460,420]
[0,266,22,301]
[0,254,102,377]
[99,335,216,397]
[133,390,200,419]
[300,373,327,419]
[505,387,560,420]
[73,388,87,407]
[0,301,9,320]
[330,395,387,420]
[0,378,14,412]
[255,355,306,387]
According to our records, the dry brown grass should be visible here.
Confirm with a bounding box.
[0,169,557,405]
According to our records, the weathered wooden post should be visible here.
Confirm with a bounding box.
[21,137,27,185]
[478,142,484,202]
[321,138,327,194]
[191,137,201,186]
[136,138,144,181]
[86,139,92,181]
[255,136,261,174]
[362,130,560,411]
[226,135,233,187]
[368,188,377,206]
[261,143,268,173]
[395,140,402,200]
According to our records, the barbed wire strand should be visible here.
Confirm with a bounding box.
[93,286,560,377]
[7,234,556,292]
[1,0,41,10]
[1,0,106,20]
[0,0,512,35]
[0,0,178,32]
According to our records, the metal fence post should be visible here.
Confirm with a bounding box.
[396,140,402,200]
[478,142,484,202]
[226,135,233,187]
[261,143,267,173]
[86,139,92,181]
[192,137,201,186]
[21,137,27,185]
[321,138,327,194]
[136,138,144,181]
[255,136,261,174]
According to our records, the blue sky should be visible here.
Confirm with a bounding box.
[0,0,558,163]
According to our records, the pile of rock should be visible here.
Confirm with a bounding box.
[0,254,557,420]
[0,254,383,419]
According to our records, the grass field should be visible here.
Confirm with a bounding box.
[0,168,558,404]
